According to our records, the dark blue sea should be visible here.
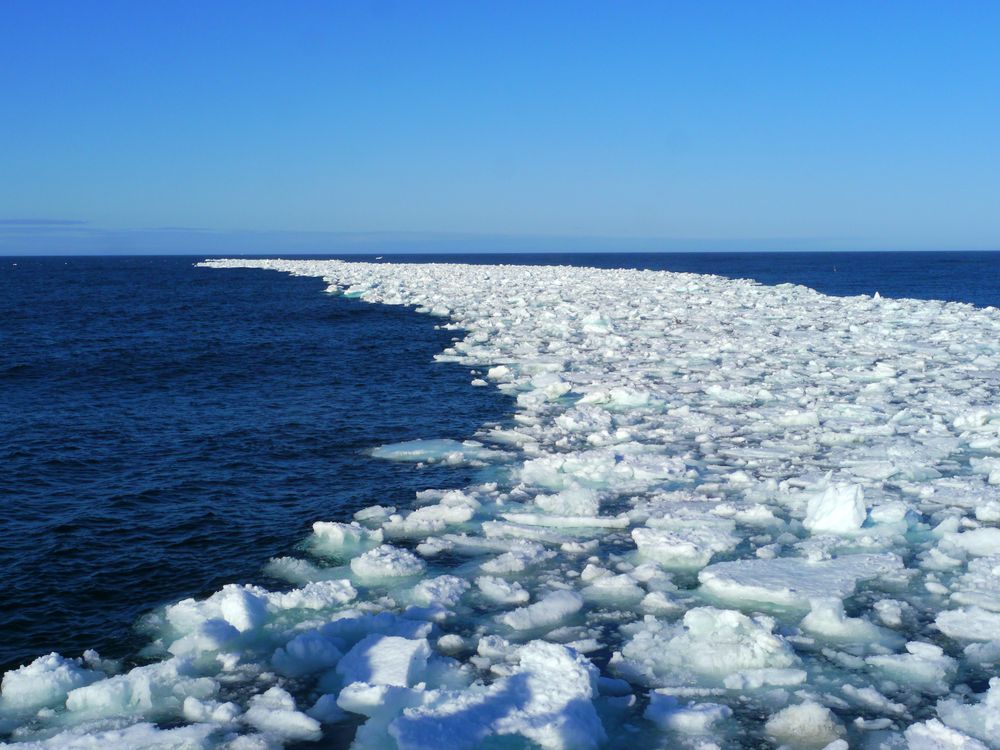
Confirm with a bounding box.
[2,251,998,674]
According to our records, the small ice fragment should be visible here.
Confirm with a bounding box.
[501,590,584,631]
[803,483,866,535]
[350,544,426,579]
[244,686,322,742]
[764,701,844,750]
[644,692,732,734]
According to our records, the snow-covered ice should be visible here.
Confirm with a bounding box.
[5,256,1000,748]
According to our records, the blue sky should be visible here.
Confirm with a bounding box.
[1,0,998,254]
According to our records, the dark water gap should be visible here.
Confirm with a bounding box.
[0,256,514,672]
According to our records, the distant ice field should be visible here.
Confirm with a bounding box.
[4,254,1000,749]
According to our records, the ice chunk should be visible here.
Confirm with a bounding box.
[480,540,555,574]
[436,634,465,654]
[580,573,645,606]
[244,686,322,742]
[264,556,348,584]
[500,590,584,631]
[181,695,241,725]
[64,657,217,719]
[410,575,470,608]
[336,635,431,687]
[945,528,1000,557]
[866,642,957,695]
[268,579,357,609]
[936,678,1000,748]
[476,576,530,605]
[388,641,605,750]
[0,722,218,748]
[533,486,601,516]
[644,692,733,734]
[700,553,903,610]
[350,544,426,579]
[272,631,343,677]
[803,483,867,535]
[905,719,990,750]
[311,520,383,555]
[801,597,900,647]
[951,556,1000,611]
[612,607,800,688]
[219,586,268,632]
[371,438,504,464]
[936,607,1000,642]
[308,693,347,724]
[0,653,103,712]
[764,701,844,750]
[632,523,737,570]
[164,583,269,636]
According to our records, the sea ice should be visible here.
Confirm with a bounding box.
[6,255,995,747]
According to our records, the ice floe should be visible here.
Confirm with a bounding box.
[6,255,1000,747]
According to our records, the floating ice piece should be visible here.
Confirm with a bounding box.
[311,521,383,555]
[644,692,733,734]
[350,544,426,580]
[944,528,1000,557]
[764,701,844,750]
[905,719,990,750]
[436,634,465,654]
[336,635,431,687]
[387,641,605,750]
[64,657,217,719]
[803,483,867,535]
[866,642,957,695]
[354,504,396,524]
[533,485,601,516]
[383,502,476,538]
[800,597,901,647]
[699,553,903,610]
[371,438,505,465]
[479,540,556,574]
[580,573,645,606]
[264,555,349,584]
[180,695,241,725]
[951,555,1000,611]
[936,678,1000,748]
[0,653,103,713]
[318,610,434,648]
[632,522,737,570]
[307,693,347,724]
[268,579,357,609]
[612,607,801,688]
[410,575,470,608]
[502,512,628,529]
[244,686,322,742]
[500,590,584,631]
[0,722,219,749]
[936,607,1000,642]
[272,631,343,677]
[167,618,239,657]
[520,445,687,493]
[840,684,905,716]
[476,576,530,605]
